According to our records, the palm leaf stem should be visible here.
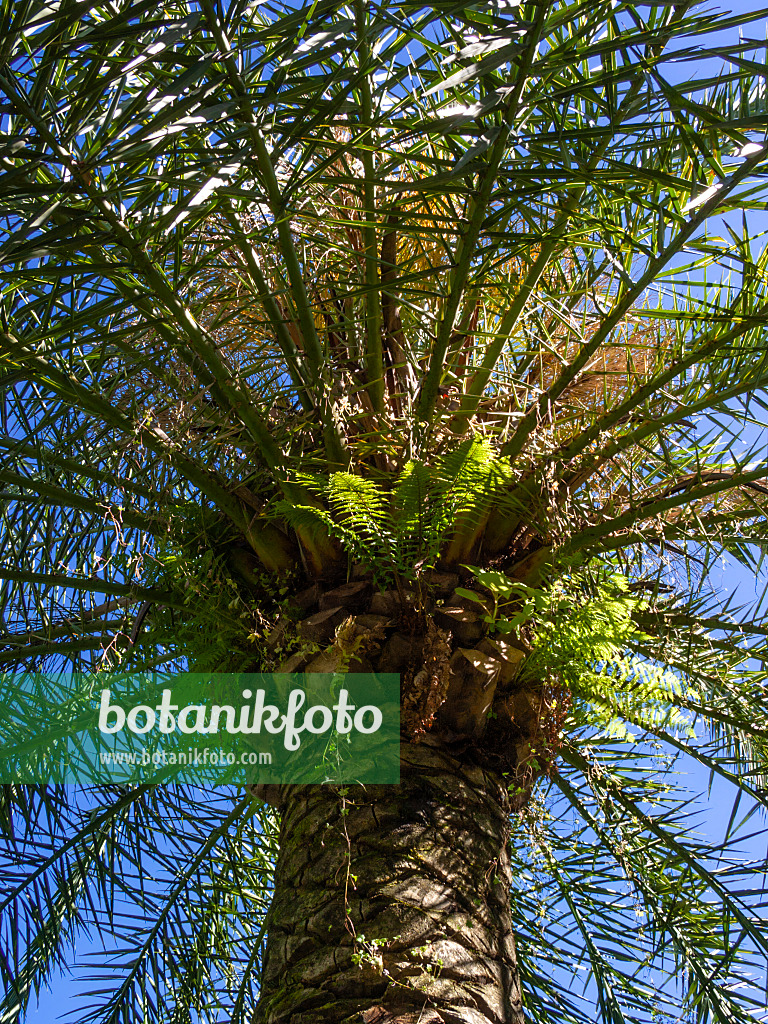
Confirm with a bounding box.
[500,147,767,464]
[495,306,768,545]
[195,0,325,373]
[0,786,150,919]
[3,617,130,647]
[566,466,768,551]
[196,0,348,468]
[1,332,250,529]
[558,323,768,475]
[551,765,757,1023]
[0,636,136,667]
[560,745,768,957]
[667,698,768,745]
[637,612,768,636]
[98,793,251,1016]
[453,1,699,432]
[0,439,157,504]
[0,471,168,537]
[11,597,131,635]
[538,847,625,1024]
[354,0,385,415]
[561,323,768,477]
[416,0,552,425]
[1,820,118,1021]
[218,204,313,411]
[0,70,291,483]
[633,725,768,808]
[0,569,173,602]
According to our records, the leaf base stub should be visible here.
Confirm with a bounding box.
[265,573,555,807]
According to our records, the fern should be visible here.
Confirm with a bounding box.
[276,475,395,580]
[390,460,434,569]
[392,438,514,571]
[475,567,697,743]
[325,473,389,554]
[274,440,515,583]
[431,437,512,535]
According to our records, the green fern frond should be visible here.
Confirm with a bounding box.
[325,473,388,538]
[275,445,516,579]
[274,502,345,544]
[575,656,695,742]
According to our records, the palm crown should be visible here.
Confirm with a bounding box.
[1,0,768,1022]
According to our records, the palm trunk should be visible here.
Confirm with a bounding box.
[255,741,524,1024]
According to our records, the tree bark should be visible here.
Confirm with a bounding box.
[255,740,524,1024]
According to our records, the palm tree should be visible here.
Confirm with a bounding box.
[2,0,768,1022]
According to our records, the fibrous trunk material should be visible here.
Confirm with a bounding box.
[254,741,525,1024]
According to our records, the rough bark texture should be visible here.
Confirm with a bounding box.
[254,741,524,1024]
[250,569,553,1024]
